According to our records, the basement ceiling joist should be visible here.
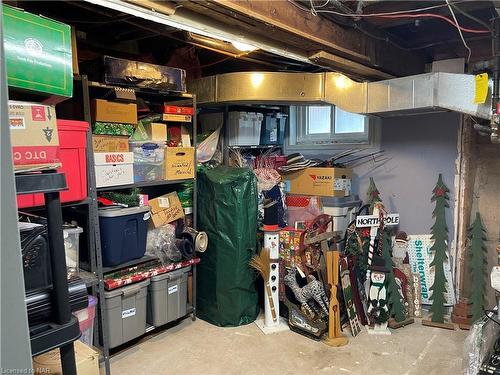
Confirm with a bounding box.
[206,0,427,77]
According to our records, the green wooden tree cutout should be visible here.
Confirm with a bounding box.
[367,177,382,213]
[381,229,406,322]
[429,174,450,324]
[469,213,487,323]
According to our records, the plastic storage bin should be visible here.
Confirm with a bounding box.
[63,226,83,272]
[227,112,263,146]
[130,141,165,183]
[74,295,97,346]
[103,279,150,348]
[147,267,189,327]
[98,206,150,267]
[260,113,286,145]
[321,195,362,245]
[17,120,89,208]
[133,162,164,183]
[129,141,165,163]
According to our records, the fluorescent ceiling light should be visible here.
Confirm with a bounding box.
[231,41,258,52]
[83,0,307,63]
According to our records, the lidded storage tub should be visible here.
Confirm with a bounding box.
[102,279,150,348]
[98,206,150,267]
[147,267,189,327]
[129,141,165,182]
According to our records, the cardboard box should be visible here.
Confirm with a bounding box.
[140,122,167,141]
[93,122,135,137]
[92,135,129,152]
[94,152,134,188]
[163,105,194,115]
[162,114,192,122]
[149,192,185,227]
[165,147,195,180]
[33,340,99,375]
[93,99,137,124]
[3,5,73,99]
[284,167,352,197]
[8,100,61,171]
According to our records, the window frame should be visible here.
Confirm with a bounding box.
[292,104,371,147]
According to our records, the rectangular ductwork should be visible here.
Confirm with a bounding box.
[189,72,491,120]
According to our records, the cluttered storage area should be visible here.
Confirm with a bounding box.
[2,1,500,375]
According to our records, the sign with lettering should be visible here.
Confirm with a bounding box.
[407,234,455,306]
[356,214,400,227]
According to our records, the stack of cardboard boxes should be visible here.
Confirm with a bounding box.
[92,99,137,188]
[92,100,195,188]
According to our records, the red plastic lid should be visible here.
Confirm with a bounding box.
[57,119,89,131]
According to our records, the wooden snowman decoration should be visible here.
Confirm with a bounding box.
[367,255,391,335]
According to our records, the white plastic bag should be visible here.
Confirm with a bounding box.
[197,127,221,163]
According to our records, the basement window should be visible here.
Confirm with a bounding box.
[290,105,370,146]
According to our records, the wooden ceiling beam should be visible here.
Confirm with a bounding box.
[211,0,426,76]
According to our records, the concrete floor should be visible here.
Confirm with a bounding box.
[111,317,467,375]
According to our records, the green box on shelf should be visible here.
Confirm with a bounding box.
[93,122,135,137]
[3,4,73,98]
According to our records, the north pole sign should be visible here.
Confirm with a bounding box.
[356,214,400,227]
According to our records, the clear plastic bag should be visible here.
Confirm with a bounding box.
[464,310,500,375]
[146,224,179,264]
[197,127,221,163]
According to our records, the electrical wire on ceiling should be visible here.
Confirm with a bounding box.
[292,1,450,17]
[445,0,472,62]
[289,0,490,34]
[450,2,492,31]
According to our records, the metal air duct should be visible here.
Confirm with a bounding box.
[189,71,491,120]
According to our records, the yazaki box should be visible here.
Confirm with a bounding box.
[94,152,133,188]
[284,167,352,197]
[8,100,61,171]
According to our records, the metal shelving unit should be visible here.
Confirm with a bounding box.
[16,172,79,375]
[73,75,198,374]
[96,178,194,192]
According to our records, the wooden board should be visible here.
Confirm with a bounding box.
[421,319,456,330]
[388,317,414,329]
[340,257,362,337]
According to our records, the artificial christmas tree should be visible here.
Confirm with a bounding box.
[367,177,382,213]
[469,213,487,323]
[422,174,455,330]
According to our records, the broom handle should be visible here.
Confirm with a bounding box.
[265,282,277,321]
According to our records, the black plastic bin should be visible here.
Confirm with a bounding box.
[98,206,150,267]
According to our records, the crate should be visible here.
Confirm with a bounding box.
[147,267,189,327]
[74,295,97,346]
[98,206,150,267]
[17,120,88,208]
[102,279,150,348]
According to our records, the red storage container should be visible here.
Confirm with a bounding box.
[17,120,89,208]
